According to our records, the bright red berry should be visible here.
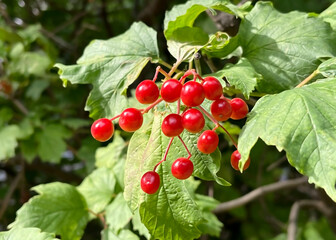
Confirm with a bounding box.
[171,158,194,180]
[161,114,184,137]
[197,130,219,154]
[135,80,159,104]
[201,76,223,100]
[160,79,182,103]
[119,108,143,132]
[141,171,160,194]
[211,99,232,121]
[230,150,250,171]
[230,98,249,120]
[181,108,205,133]
[180,81,205,107]
[91,118,114,142]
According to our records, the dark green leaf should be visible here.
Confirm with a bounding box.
[238,78,336,201]
[238,2,336,93]
[9,182,89,240]
[0,125,20,161]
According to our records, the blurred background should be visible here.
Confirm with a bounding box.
[0,0,336,239]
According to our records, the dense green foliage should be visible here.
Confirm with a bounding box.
[1,0,336,240]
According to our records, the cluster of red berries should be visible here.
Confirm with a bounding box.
[90,67,250,195]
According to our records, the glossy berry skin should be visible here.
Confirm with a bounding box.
[230,98,249,120]
[201,76,223,100]
[181,108,205,133]
[135,80,159,104]
[211,99,232,121]
[160,79,182,103]
[231,150,250,171]
[171,158,194,180]
[161,114,184,137]
[180,81,205,107]
[119,108,143,132]
[141,171,160,194]
[197,130,219,154]
[91,118,114,142]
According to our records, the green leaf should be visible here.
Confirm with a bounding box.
[55,22,159,119]
[101,229,139,240]
[9,52,52,77]
[78,168,116,213]
[238,78,336,202]
[0,125,20,161]
[212,58,260,98]
[238,2,336,93]
[77,137,100,173]
[319,2,336,30]
[131,209,151,239]
[164,0,249,39]
[0,27,23,43]
[61,118,91,130]
[105,193,132,232]
[164,0,249,62]
[36,124,69,163]
[0,228,58,240]
[124,111,229,212]
[201,32,239,59]
[317,57,336,78]
[0,107,13,126]
[25,79,50,101]
[9,182,89,240]
[167,27,209,62]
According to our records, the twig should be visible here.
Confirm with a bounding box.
[53,11,87,34]
[213,177,308,214]
[11,98,29,115]
[287,200,330,240]
[0,161,24,219]
[88,209,108,229]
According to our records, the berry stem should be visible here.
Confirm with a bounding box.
[194,53,202,76]
[177,99,181,115]
[109,114,121,121]
[178,135,192,159]
[153,137,174,171]
[141,98,164,114]
[295,70,319,88]
[197,106,238,148]
[168,61,182,78]
[155,66,170,80]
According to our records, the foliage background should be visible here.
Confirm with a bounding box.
[0,0,336,239]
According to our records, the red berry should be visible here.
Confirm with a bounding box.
[211,99,232,121]
[230,150,250,171]
[201,76,223,100]
[119,108,143,132]
[135,80,159,104]
[181,108,205,133]
[171,158,194,180]
[197,130,219,154]
[160,79,182,103]
[0,80,12,95]
[230,98,249,120]
[141,171,160,194]
[180,81,205,107]
[161,114,184,137]
[91,118,114,142]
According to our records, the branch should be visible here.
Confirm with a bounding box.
[213,177,308,214]
[0,161,24,219]
[287,200,330,240]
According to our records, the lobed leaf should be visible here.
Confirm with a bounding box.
[317,57,336,78]
[238,78,336,202]
[238,2,336,93]
[55,22,159,119]
[9,182,89,240]
[319,2,336,30]
[0,228,58,240]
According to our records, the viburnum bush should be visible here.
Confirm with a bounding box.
[3,0,336,240]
